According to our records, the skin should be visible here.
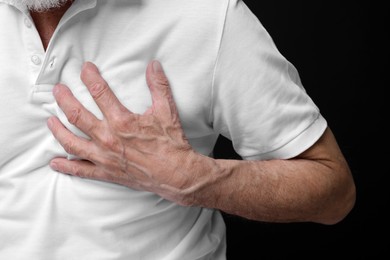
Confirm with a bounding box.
[32,1,356,225]
[29,0,74,50]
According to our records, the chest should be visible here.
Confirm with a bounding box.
[0,4,221,168]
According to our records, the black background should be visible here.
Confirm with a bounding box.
[213,1,389,259]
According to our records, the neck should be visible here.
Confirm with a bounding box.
[30,1,73,50]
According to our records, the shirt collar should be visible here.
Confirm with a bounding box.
[0,0,27,13]
[59,0,97,25]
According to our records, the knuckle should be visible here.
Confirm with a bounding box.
[111,114,135,132]
[90,81,107,100]
[67,107,82,125]
[72,165,85,178]
[62,140,76,155]
[110,113,125,127]
[100,135,118,149]
[153,74,170,88]
[139,116,162,135]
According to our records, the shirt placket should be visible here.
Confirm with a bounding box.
[22,14,44,82]
[19,12,57,113]
[20,0,97,108]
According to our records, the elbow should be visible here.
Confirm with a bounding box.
[321,181,356,225]
[318,167,356,225]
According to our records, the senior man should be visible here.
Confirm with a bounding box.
[0,0,355,259]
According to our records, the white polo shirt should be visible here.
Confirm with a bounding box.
[0,0,327,259]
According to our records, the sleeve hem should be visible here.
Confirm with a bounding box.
[243,114,328,160]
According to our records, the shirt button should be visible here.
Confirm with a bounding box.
[31,55,41,65]
[48,59,56,69]
[24,18,32,28]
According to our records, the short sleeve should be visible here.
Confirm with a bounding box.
[210,0,327,160]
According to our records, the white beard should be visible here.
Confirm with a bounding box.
[18,0,70,11]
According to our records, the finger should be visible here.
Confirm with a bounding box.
[50,158,126,186]
[50,158,95,177]
[50,158,106,180]
[48,116,96,160]
[53,84,101,139]
[80,62,130,119]
[145,60,179,120]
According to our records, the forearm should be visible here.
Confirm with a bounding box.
[188,157,346,224]
[182,130,355,225]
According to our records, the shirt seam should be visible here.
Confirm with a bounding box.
[208,0,230,126]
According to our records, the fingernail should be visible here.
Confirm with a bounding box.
[50,161,58,171]
[152,60,163,73]
[47,117,53,128]
[53,84,61,96]
[83,61,98,73]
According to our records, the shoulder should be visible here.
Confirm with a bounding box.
[140,0,232,20]
[138,0,233,37]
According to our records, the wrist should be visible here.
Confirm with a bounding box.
[177,152,233,208]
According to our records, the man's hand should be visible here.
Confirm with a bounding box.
[47,61,202,204]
